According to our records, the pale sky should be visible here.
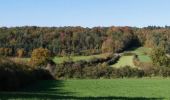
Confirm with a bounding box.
[0,0,170,27]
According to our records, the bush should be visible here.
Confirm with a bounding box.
[111,66,144,78]
[30,48,51,67]
[86,54,113,65]
[123,52,136,56]
[0,57,54,91]
[17,48,25,58]
[55,55,170,79]
[151,47,169,67]
[133,54,140,66]
[96,63,112,78]
[55,62,145,79]
[55,61,84,79]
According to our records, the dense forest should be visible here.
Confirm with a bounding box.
[0,26,170,57]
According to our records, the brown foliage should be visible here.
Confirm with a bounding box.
[17,48,25,58]
[30,48,51,67]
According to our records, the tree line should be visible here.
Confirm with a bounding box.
[0,26,138,57]
[1,26,170,57]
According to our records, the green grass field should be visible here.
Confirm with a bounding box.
[1,79,170,100]
[138,55,152,62]
[53,53,110,64]
[111,47,152,68]
[130,47,151,55]
[129,47,152,62]
[111,56,136,68]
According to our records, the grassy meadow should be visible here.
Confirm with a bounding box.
[129,47,152,62]
[111,47,152,68]
[1,79,170,100]
[53,53,110,64]
[111,56,136,68]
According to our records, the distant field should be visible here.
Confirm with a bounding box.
[138,55,152,62]
[130,47,152,62]
[53,53,110,64]
[9,47,152,68]
[130,47,151,55]
[111,47,152,68]
[1,79,170,100]
[9,57,30,63]
[8,53,110,64]
[111,56,136,68]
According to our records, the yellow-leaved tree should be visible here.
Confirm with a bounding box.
[17,48,25,58]
[30,48,51,67]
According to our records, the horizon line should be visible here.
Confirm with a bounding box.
[0,25,170,29]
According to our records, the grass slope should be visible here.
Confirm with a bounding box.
[111,56,136,68]
[111,47,152,68]
[129,47,152,62]
[1,79,170,100]
[138,55,152,62]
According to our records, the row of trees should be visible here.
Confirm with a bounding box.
[135,28,170,53]
[0,48,26,57]
[1,26,170,57]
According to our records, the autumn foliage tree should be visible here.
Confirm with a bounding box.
[17,48,25,58]
[0,48,12,56]
[101,37,114,53]
[0,26,137,56]
[151,47,169,67]
[30,48,51,67]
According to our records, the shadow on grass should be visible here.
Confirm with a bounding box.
[0,93,164,100]
[0,80,164,100]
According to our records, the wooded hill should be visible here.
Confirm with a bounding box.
[0,26,170,57]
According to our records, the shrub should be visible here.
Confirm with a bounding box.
[30,48,51,67]
[123,52,136,56]
[106,55,120,65]
[133,54,140,66]
[0,48,12,56]
[55,55,170,79]
[0,57,53,91]
[17,48,25,58]
[151,47,169,67]
[55,62,145,79]
[82,66,98,79]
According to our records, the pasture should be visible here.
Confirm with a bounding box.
[129,47,152,62]
[0,79,170,100]
[53,53,110,64]
[111,47,152,68]
[111,56,136,68]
